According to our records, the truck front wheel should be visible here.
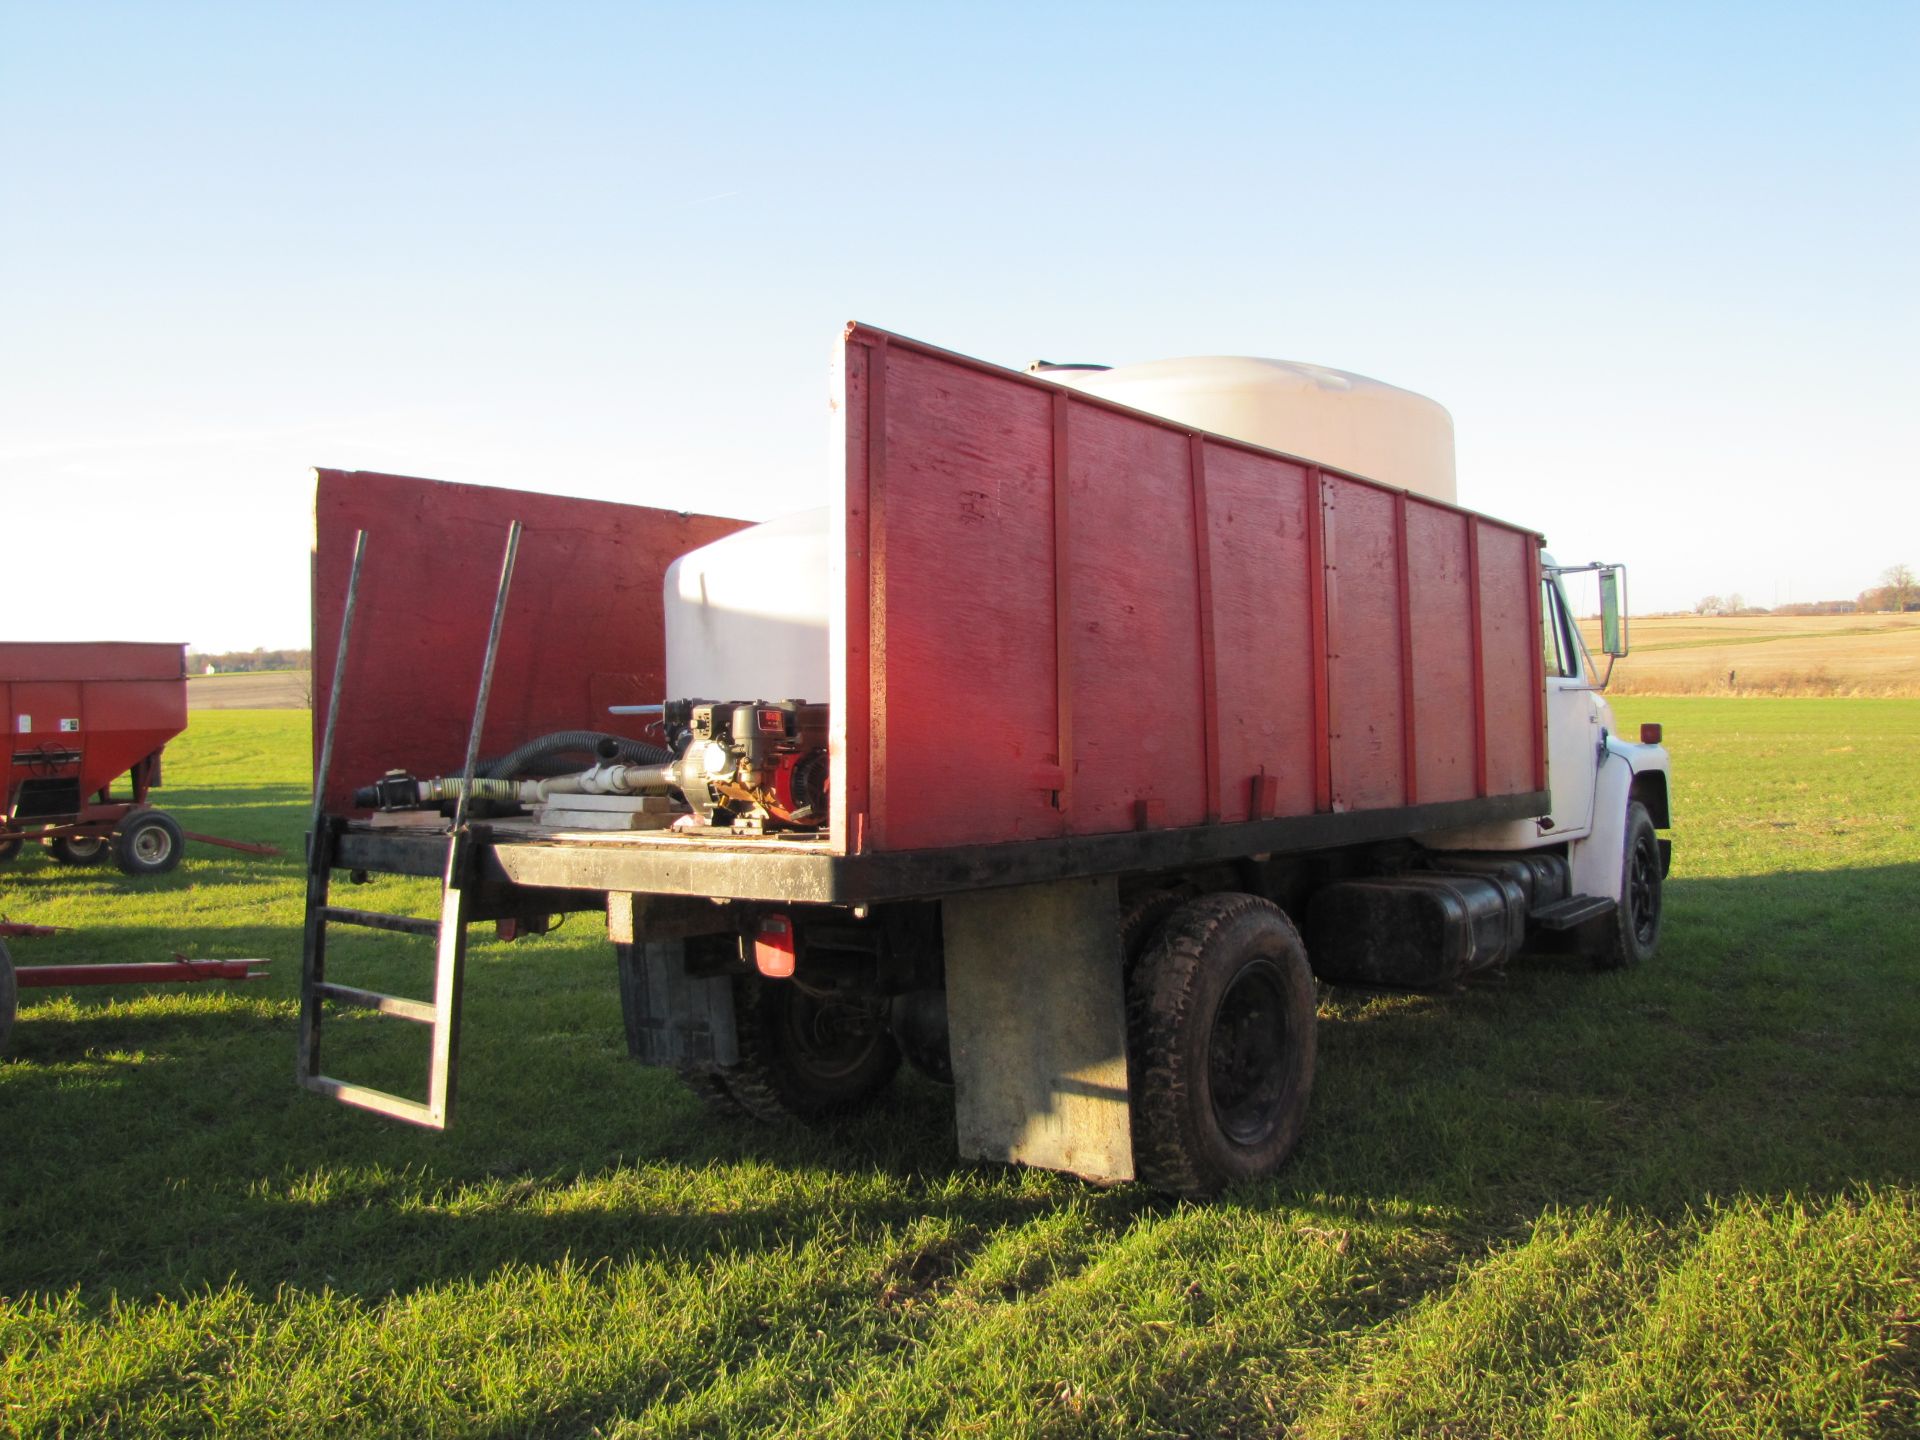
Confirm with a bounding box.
[1596,802,1663,970]
[1128,893,1317,1199]
[718,976,901,1123]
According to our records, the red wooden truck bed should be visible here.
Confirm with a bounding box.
[316,324,1546,902]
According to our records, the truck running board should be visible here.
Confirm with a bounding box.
[1530,895,1616,931]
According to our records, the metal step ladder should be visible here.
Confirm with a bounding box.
[297,522,521,1129]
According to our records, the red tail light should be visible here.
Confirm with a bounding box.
[1640,723,1663,745]
[753,913,797,978]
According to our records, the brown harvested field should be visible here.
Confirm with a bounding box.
[1577,613,1920,695]
[185,670,311,710]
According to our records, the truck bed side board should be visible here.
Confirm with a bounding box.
[311,469,748,814]
[834,325,1547,859]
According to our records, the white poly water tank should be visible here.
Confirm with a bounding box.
[663,506,832,702]
[1033,356,1456,502]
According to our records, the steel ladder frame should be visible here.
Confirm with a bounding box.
[297,522,522,1128]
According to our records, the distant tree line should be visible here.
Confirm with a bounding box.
[1859,563,1917,614]
[1773,600,1860,616]
[1694,563,1914,617]
[1691,594,1770,617]
[187,647,312,674]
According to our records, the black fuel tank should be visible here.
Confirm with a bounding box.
[1306,871,1526,988]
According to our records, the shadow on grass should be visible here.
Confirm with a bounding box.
[1275,861,1920,1226]
[3,865,1916,1313]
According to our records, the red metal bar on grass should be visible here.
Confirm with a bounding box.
[13,957,269,989]
[0,920,59,939]
[179,830,282,856]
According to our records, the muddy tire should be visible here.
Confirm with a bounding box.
[718,975,901,1123]
[1595,802,1662,970]
[1128,893,1317,1199]
[1119,889,1187,976]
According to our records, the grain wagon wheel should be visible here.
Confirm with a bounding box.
[1127,893,1317,1199]
[48,835,109,865]
[113,810,185,876]
[0,836,21,864]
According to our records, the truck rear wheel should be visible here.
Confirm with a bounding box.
[718,975,901,1123]
[1596,801,1662,970]
[1127,893,1317,1199]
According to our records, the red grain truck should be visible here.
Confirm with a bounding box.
[299,324,1671,1197]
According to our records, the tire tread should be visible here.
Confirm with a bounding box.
[1127,893,1315,1199]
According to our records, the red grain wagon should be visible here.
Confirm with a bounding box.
[1,642,190,873]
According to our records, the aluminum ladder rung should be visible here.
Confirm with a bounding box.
[313,981,437,1024]
[320,906,440,937]
[301,1074,442,1128]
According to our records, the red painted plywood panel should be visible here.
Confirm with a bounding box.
[1203,444,1317,822]
[838,324,1546,858]
[312,470,745,815]
[1475,521,1540,796]
[1405,505,1478,803]
[1065,403,1208,836]
[1324,476,1408,811]
[864,346,1063,852]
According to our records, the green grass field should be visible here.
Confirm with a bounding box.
[3,702,1916,1436]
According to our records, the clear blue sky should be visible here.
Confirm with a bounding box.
[3,1,1914,647]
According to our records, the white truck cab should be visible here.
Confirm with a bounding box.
[1423,554,1673,968]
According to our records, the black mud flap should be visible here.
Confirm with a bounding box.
[614,940,740,1069]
